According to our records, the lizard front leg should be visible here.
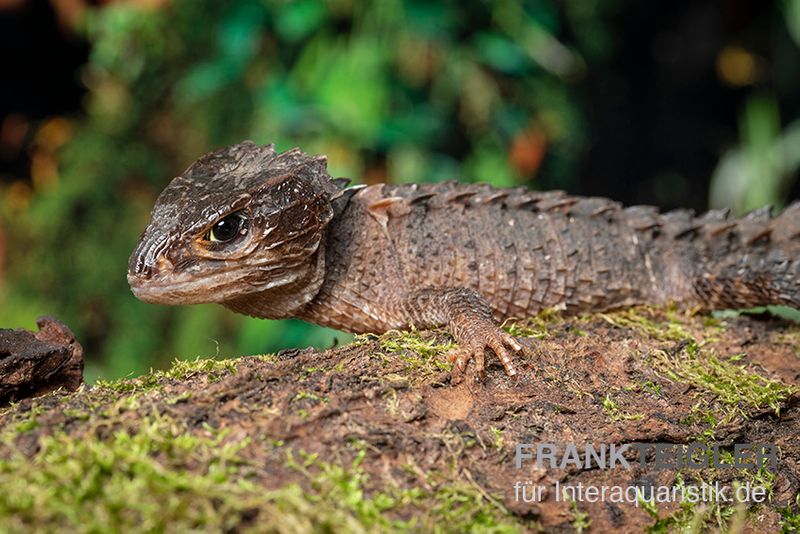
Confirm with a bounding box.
[400,287,525,382]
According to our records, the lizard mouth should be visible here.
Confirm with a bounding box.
[127,262,273,305]
[127,240,233,304]
[127,272,199,304]
[127,253,224,304]
[127,266,238,305]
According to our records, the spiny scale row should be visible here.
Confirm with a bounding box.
[334,180,800,248]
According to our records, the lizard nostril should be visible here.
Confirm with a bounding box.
[129,252,153,279]
[137,262,153,279]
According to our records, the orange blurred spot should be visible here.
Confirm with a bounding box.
[716,45,759,87]
[4,181,32,211]
[50,0,89,32]
[31,152,59,191]
[509,127,547,177]
[0,113,29,160]
[29,117,74,191]
[0,0,27,11]
[35,117,73,150]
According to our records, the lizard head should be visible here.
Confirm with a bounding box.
[128,141,340,306]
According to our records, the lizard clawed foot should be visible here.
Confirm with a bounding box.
[446,325,524,383]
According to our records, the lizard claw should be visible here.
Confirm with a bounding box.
[446,326,523,383]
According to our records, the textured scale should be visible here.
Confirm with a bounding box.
[362,188,791,307]
[128,143,800,382]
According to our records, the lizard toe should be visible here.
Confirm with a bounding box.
[445,327,522,382]
[445,346,487,384]
[446,348,469,384]
[464,348,486,384]
[486,331,522,377]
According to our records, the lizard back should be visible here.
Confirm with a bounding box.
[307,181,800,328]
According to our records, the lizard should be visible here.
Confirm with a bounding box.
[127,141,800,381]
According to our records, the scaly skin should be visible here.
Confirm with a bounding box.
[128,142,800,381]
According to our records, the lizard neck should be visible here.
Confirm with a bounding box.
[221,244,328,319]
[221,189,357,323]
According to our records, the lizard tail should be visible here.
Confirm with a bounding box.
[668,201,800,310]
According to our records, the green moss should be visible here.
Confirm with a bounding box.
[285,448,528,533]
[502,321,548,339]
[602,394,644,422]
[349,333,378,347]
[592,308,800,440]
[502,307,565,338]
[292,391,329,404]
[641,473,737,534]
[640,380,663,396]
[489,426,504,451]
[679,401,720,441]
[253,353,278,364]
[779,495,800,533]
[378,329,454,376]
[570,500,590,533]
[96,357,239,393]
[424,482,522,533]
[380,329,454,359]
[302,365,330,376]
[642,465,780,534]
[9,405,44,434]
[62,408,92,420]
[166,391,193,405]
[750,468,777,500]
[0,408,529,533]
[597,306,699,343]
[162,357,238,380]
[0,416,261,532]
[643,499,732,534]
[651,343,796,431]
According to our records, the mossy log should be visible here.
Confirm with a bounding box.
[0,308,798,532]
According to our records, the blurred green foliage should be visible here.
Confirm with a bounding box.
[709,1,800,213]
[711,95,800,213]
[0,0,797,380]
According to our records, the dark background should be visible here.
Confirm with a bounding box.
[1,0,798,380]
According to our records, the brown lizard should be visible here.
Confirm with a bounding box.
[128,142,800,381]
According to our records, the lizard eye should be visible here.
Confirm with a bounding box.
[205,213,245,243]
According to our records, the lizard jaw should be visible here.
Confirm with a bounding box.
[126,268,246,305]
[127,272,212,305]
[127,261,316,306]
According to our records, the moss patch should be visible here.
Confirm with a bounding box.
[597,306,706,343]
[657,345,793,413]
[780,496,800,533]
[375,329,454,378]
[95,356,239,393]
[0,306,796,532]
[602,394,644,422]
[0,409,524,532]
[650,340,795,437]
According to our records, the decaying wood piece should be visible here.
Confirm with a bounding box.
[0,317,83,405]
